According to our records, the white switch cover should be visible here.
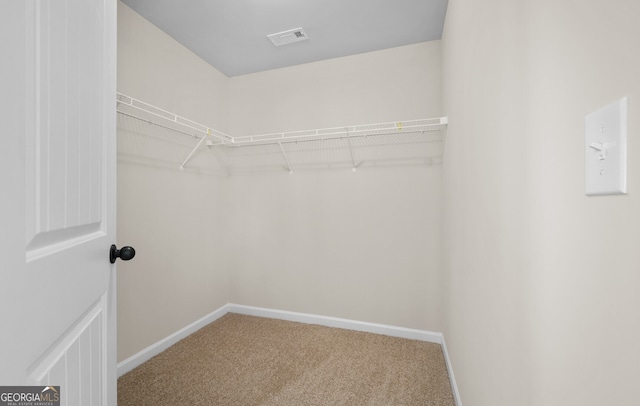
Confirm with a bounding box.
[585,97,628,196]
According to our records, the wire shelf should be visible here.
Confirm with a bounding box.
[231,117,447,147]
[116,93,233,145]
[116,93,447,172]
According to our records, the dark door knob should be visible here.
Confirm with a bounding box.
[110,244,136,264]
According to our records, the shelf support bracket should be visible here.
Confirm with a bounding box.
[346,129,358,172]
[278,142,293,175]
[180,132,209,170]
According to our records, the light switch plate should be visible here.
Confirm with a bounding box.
[585,97,628,196]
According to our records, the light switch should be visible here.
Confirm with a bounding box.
[585,97,628,196]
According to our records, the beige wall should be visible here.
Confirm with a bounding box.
[228,42,442,135]
[117,3,229,133]
[116,2,231,362]
[226,42,444,331]
[226,165,443,331]
[442,0,640,404]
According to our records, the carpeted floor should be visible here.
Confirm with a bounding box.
[118,313,455,405]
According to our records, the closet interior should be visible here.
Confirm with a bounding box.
[116,2,445,372]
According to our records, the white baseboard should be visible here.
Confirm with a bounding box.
[227,303,443,344]
[440,335,463,406]
[117,303,461,405]
[117,304,230,377]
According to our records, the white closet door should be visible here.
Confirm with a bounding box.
[0,0,117,405]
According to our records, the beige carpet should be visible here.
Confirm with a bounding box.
[118,313,455,405]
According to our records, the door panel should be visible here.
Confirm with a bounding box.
[28,295,105,402]
[25,0,107,260]
[1,1,117,405]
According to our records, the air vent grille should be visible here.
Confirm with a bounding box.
[267,28,309,47]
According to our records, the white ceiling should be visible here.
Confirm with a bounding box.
[120,0,449,77]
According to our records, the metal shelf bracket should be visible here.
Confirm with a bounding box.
[278,142,293,175]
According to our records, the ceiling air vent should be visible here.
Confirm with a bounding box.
[267,28,309,47]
